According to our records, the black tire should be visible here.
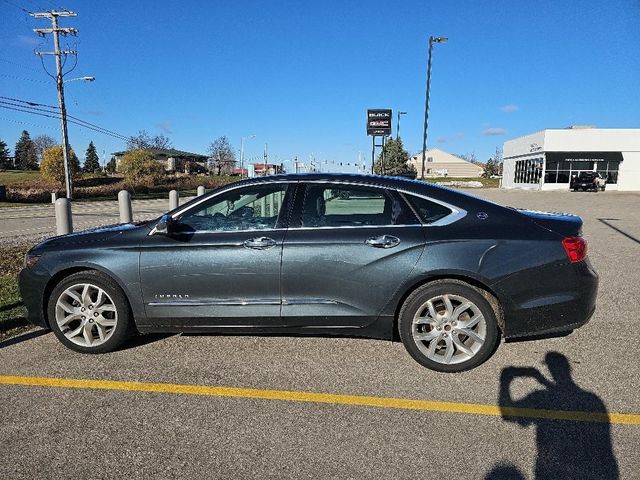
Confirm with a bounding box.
[339,191,350,200]
[47,270,134,354]
[398,280,500,373]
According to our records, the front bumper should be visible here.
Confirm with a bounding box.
[496,259,599,339]
[18,267,51,328]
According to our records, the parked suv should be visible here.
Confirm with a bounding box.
[571,172,606,192]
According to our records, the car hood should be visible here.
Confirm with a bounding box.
[31,220,154,252]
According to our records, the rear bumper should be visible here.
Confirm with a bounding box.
[496,259,598,339]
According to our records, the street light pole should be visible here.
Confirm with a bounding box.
[420,36,447,180]
[396,111,407,140]
[239,134,255,178]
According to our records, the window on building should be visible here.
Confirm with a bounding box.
[514,158,543,184]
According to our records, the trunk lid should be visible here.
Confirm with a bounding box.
[516,209,583,236]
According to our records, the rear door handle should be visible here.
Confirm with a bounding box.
[243,237,277,250]
[365,235,400,249]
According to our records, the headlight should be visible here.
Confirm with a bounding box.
[24,253,41,268]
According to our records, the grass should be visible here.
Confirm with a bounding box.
[425,176,500,188]
[0,170,42,186]
[0,243,32,340]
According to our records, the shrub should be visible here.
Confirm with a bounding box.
[118,150,165,185]
[40,145,81,186]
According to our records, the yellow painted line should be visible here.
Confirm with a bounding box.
[1,375,639,425]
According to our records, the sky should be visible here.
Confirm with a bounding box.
[1,0,639,172]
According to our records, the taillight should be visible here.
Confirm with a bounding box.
[562,237,587,263]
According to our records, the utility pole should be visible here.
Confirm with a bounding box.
[32,10,78,199]
[421,36,447,180]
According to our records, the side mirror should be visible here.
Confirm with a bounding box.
[154,214,176,235]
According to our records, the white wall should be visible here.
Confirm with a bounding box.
[503,130,546,159]
[545,129,640,152]
[618,151,640,191]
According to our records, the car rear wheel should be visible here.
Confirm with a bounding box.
[47,270,133,353]
[398,281,500,372]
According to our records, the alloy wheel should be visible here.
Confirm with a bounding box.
[411,294,486,365]
[54,283,118,347]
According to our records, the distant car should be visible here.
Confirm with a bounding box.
[19,173,598,372]
[571,172,606,192]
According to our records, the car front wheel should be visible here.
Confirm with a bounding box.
[398,281,500,372]
[47,270,133,353]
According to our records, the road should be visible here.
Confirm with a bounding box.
[1,188,639,479]
[0,197,182,243]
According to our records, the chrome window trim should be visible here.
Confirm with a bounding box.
[149,180,295,235]
[149,178,467,235]
[299,180,467,228]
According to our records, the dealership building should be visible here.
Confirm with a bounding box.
[502,127,640,191]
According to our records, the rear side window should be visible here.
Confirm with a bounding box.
[300,185,417,227]
[404,194,452,225]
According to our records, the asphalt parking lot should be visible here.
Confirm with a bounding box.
[1,188,639,479]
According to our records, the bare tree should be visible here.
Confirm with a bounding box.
[33,134,57,162]
[126,130,173,151]
[207,136,236,175]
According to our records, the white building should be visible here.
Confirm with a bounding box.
[502,127,640,191]
[409,148,484,178]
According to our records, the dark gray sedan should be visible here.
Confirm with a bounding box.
[19,173,598,372]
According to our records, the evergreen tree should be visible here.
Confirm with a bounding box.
[83,141,101,173]
[0,138,11,170]
[13,130,38,170]
[105,156,117,174]
[373,137,416,176]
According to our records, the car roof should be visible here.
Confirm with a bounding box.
[234,172,502,212]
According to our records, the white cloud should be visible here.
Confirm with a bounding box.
[482,127,506,136]
[436,136,447,143]
[17,35,40,46]
[500,104,519,113]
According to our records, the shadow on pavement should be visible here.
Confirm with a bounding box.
[598,218,640,245]
[0,328,50,349]
[485,352,619,479]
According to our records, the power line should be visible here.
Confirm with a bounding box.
[0,96,130,139]
[0,72,50,84]
[0,103,130,142]
[0,0,33,14]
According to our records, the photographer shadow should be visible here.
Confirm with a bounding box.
[487,351,619,480]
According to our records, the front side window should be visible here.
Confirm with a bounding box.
[300,184,417,227]
[177,183,289,232]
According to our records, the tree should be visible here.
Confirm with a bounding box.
[118,149,165,185]
[0,139,11,170]
[105,156,117,174]
[126,130,173,151]
[33,134,57,162]
[373,137,416,176]
[13,130,38,170]
[483,147,504,178]
[83,141,101,173]
[40,145,81,186]
[207,136,236,175]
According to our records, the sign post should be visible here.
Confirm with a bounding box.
[367,109,392,174]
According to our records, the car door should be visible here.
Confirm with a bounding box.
[280,182,426,328]
[139,181,294,327]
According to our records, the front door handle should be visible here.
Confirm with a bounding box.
[243,236,277,250]
[365,235,401,249]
